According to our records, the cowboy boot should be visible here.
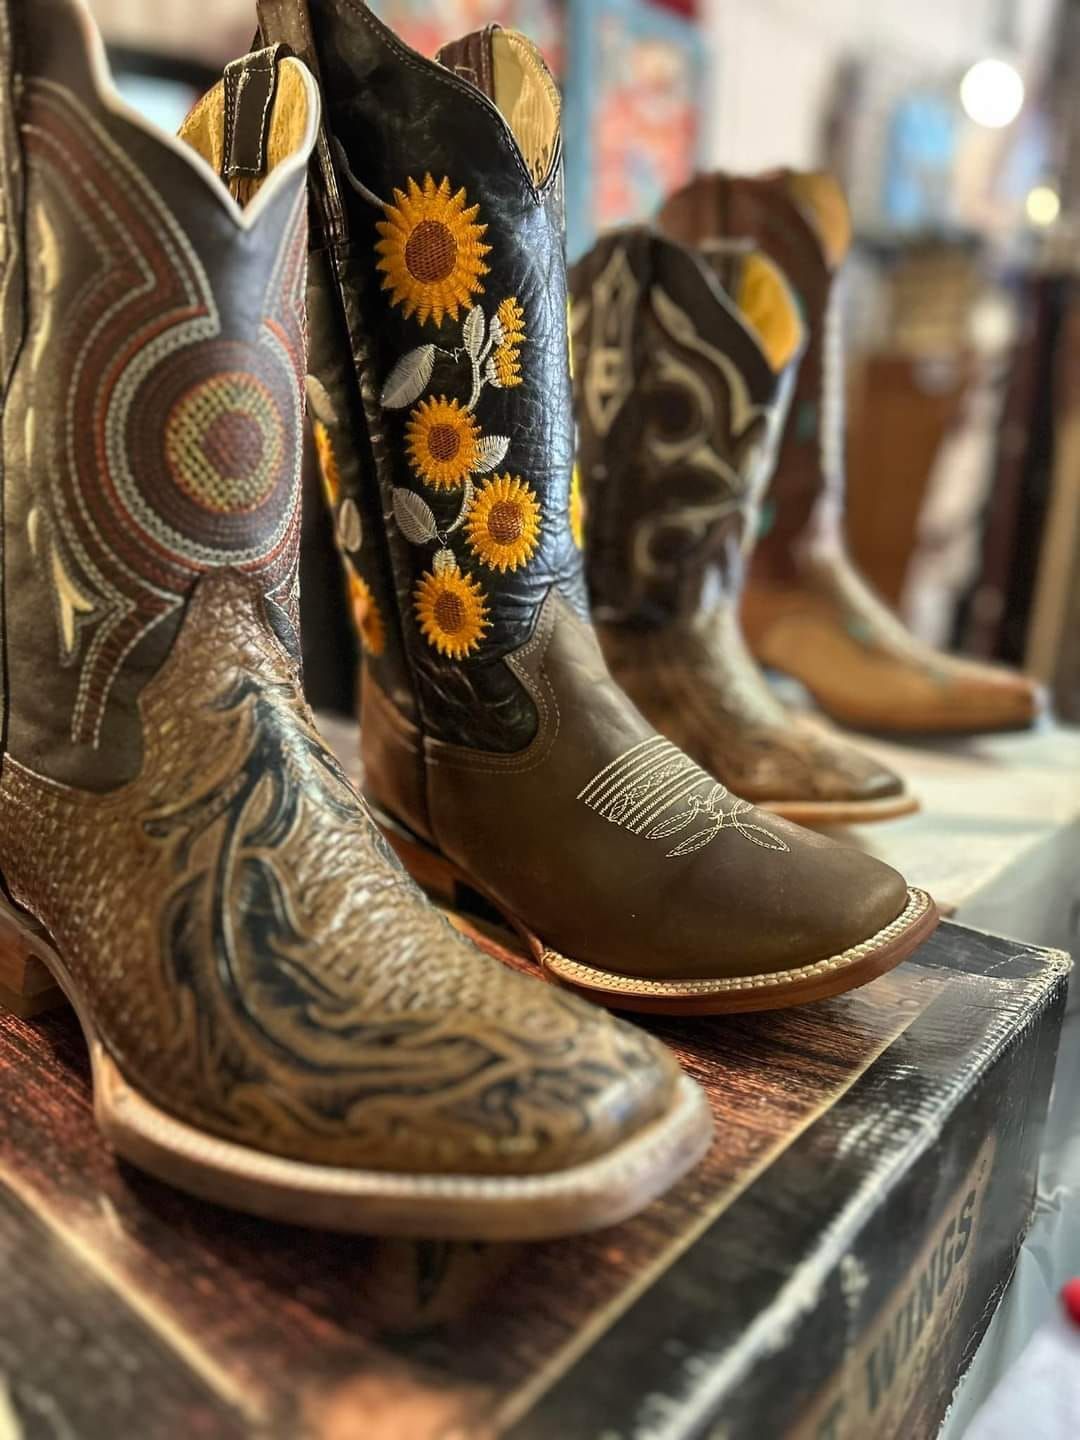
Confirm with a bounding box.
[0,0,713,1239]
[570,225,917,825]
[261,0,936,1015]
[659,169,1045,736]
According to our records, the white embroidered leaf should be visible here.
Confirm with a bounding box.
[667,823,723,858]
[336,497,363,553]
[734,823,790,852]
[486,357,502,388]
[392,488,438,545]
[473,435,510,473]
[381,345,436,409]
[305,375,338,424]
[463,306,486,360]
[646,809,695,840]
[433,547,457,576]
[487,314,505,349]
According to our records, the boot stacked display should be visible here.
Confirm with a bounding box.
[15,0,1037,1246]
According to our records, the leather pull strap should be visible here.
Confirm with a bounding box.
[222,43,287,180]
[255,0,347,244]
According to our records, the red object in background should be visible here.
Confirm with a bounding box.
[1061,1278,1080,1326]
[652,0,698,13]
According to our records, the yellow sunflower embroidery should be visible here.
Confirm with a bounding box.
[312,420,341,506]
[405,396,480,491]
[414,563,489,659]
[347,570,386,656]
[569,464,585,550]
[466,474,541,574]
[376,175,490,327]
[492,296,526,388]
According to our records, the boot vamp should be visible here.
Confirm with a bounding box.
[0,573,680,1176]
[428,594,910,982]
[744,554,1044,733]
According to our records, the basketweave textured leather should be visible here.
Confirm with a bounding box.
[0,0,683,1183]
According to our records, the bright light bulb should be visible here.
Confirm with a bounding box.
[1026,185,1061,226]
[960,58,1025,128]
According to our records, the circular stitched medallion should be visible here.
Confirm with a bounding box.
[165,372,285,515]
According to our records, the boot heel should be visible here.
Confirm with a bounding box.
[0,908,67,1019]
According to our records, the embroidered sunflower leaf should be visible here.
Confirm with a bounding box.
[473,435,510,473]
[733,822,790,852]
[486,357,502,388]
[646,809,695,840]
[305,375,338,424]
[463,306,486,360]
[381,345,436,409]
[487,314,505,350]
[392,488,439,546]
[433,547,457,576]
[667,823,723,858]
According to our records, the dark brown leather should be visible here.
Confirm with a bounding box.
[0,0,683,1184]
[660,169,1045,736]
[569,226,908,807]
[278,0,915,984]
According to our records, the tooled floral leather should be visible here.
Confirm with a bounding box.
[0,571,678,1174]
[571,226,906,806]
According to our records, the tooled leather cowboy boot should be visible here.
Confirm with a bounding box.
[570,225,917,825]
[0,0,713,1239]
[261,0,936,1014]
[659,169,1045,736]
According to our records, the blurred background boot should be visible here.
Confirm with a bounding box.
[659,169,1046,736]
[571,225,917,824]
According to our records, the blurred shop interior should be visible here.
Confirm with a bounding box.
[89,0,1080,721]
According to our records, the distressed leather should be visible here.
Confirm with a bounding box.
[0,0,682,1180]
[660,170,1044,735]
[570,227,907,807]
[274,0,917,985]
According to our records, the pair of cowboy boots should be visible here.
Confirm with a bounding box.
[0,0,935,1238]
[655,169,1045,737]
[570,227,918,823]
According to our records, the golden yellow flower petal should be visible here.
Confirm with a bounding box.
[414,563,489,659]
[405,396,480,491]
[569,464,585,550]
[375,173,490,327]
[347,570,386,656]
[496,295,527,344]
[466,474,542,574]
[312,420,341,507]
[492,344,523,388]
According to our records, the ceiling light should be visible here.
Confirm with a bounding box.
[960,58,1025,128]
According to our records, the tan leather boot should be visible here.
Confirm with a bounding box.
[0,0,712,1238]
[261,0,936,1015]
[660,169,1045,736]
[570,225,917,824]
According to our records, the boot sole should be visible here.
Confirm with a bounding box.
[0,894,712,1238]
[758,792,920,826]
[371,807,940,1015]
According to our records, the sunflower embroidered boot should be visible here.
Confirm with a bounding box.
[262,0,936,1013]
[0,0,714,1239]
[659,169,1045,736]
[570,225,917,825]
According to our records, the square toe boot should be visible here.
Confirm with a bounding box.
[0,0,713,1240]
[260,0,938,1014]
[570,225,918,826]
[659,169,1046,737]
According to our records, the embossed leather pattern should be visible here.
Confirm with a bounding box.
[570,228,906,807]
[0,572,677,1173]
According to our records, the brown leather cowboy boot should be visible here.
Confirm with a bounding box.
[660,169,1045,736]
[260,0,936,1014]
[570,225,917,825]
[0,0,713,1238]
